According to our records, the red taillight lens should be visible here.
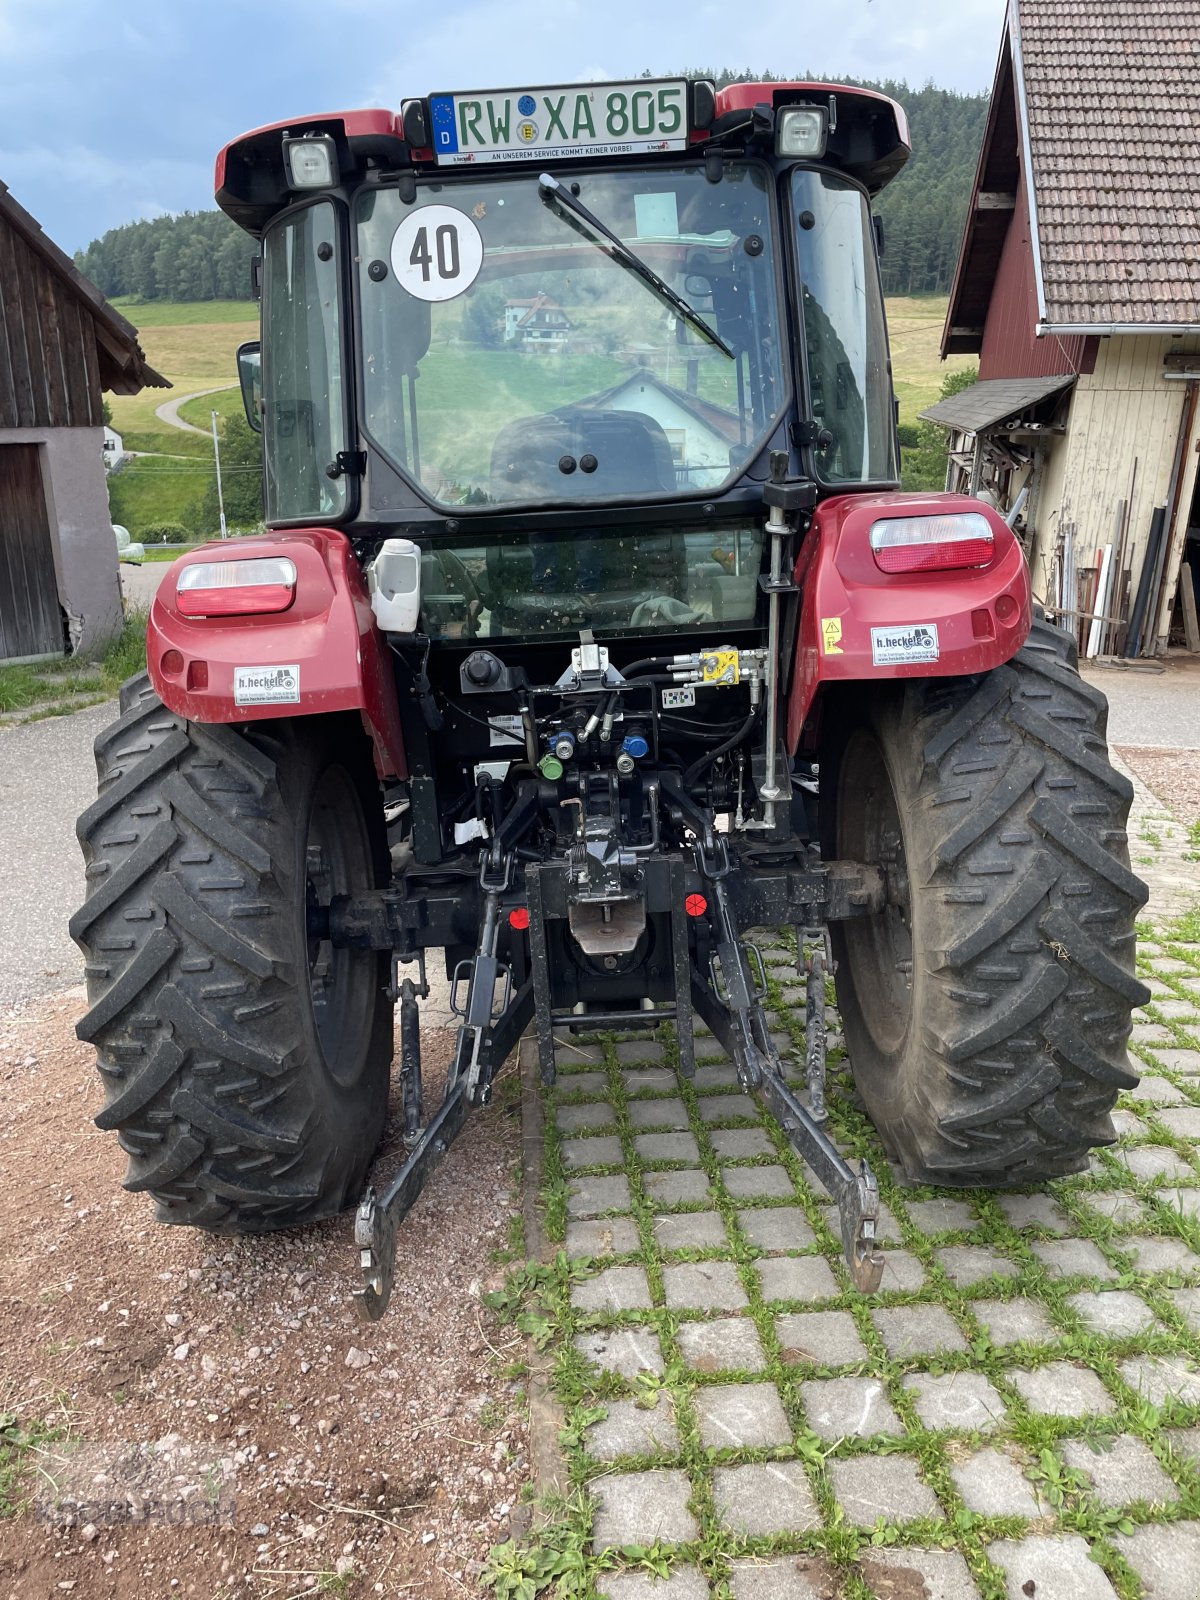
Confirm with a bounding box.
[870,514,994,574]
[176,557,297,617]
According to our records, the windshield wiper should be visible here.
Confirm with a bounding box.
[538,172,734,359]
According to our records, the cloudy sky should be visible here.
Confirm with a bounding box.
[0,0,1007,254]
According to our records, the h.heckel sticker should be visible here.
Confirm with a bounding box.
[871,623,940,666]
[234,665,301,706]
[821,617,843,655]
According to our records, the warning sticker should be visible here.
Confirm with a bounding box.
[233,665,300,706]
[821,617,843,655]
[487,713,525,748]
[700,649,740,685]
[871,623,940,666]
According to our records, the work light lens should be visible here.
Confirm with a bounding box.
[285,137,337,188]
[777,107,828,158]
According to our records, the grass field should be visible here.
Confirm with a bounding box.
[104,292,960,531]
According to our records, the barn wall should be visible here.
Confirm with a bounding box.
[0,210,103,430]
[0,425,122,656]
[979,181,1092,381]
[1031,336,1200,642]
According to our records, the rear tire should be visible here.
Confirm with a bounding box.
[822,618,1149,1186]
[70,676,392,1231]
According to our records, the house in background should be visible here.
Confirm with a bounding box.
[577,371,742,490]
[0,180,167,662]
[925,0,1200,656]
[504,294,573,350]
[101,425,125,472]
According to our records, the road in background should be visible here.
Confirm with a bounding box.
[0,701,115,1006]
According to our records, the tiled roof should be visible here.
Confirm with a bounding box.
[1019,0,1200,328]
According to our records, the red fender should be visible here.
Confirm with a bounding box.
[146,529,407,780]
[786,492,1033,751]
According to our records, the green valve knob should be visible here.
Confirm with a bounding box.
[538,754,564,780]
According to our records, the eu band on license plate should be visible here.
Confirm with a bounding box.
[428,81,690,166]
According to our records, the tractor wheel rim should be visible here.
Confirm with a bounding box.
[839,730,914,1057]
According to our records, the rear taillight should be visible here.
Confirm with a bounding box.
[176,557,297,617]
[869,513,994,574]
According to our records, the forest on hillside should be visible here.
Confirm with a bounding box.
[75,75,986,301]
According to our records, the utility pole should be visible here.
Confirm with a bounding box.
[211,410,228,539]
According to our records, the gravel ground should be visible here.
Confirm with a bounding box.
[1081,652,1200,748]
[119,564,168,610]
[0,998,529,1600]
[0,701,115,1006]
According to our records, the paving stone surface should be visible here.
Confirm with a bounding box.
[756,1254,839,1302]
[591,1469,698,1549]
[1008,1362,1117,1417]
[827,1454,942,1526]
[1065,1287,1159,1336]
[694,1381,792,1449]
[950,1447,1042,1517]
[562,1134,625,1170]
[1114,1519,1200,1600]
[971,1296,1058,1347]
[571,1264,653,1313]
[722,1164,796,1200]
[903,1371,1008,1433]
[711,1461,821,1535]
[662,1260,748,1311]
[653,1211,728,1252]
[566,1217,642,1257]
[988,1533,1119,1600]
[1061,1433,1179,1508]
[872,1302,970,1358]
[586,1395,680,1461]
[568,1174,632,1217]
[736,1206,816,1251]
[776,1309,868,1367]
[535,921,1200,1580]
[575,1328,663,1378]
[597,1570,710,1600]
[727,1555,843,1600]
[675,1317,766,1373]
[801,1376,903,1441]
[859,1546,981,1599]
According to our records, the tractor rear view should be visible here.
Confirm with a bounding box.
[71,78,1149,1316]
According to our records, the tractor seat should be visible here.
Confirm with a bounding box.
[490,406,677,501]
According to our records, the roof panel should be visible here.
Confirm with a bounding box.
[1017,0,1200,328]
[918,373,1074,432]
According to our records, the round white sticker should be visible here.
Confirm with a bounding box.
[389,205,484,303]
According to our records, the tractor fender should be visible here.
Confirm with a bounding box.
[786,491,1032,751]
[146,528,407,779]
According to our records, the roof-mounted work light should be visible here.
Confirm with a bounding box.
[776,106,829,159]
[282,133,339,190]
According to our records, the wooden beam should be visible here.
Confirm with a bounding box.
[1180,567,1200,653]
[976,191,1017,210]
[949,326,985,338]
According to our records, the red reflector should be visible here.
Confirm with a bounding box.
[508,907,531,930]
[684,893,708,918]
[873,539,995,574]
[176,584,295,617]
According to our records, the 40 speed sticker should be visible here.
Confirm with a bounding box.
[390,205,484,303]
[870,624,939,666]
[234,665,300,706]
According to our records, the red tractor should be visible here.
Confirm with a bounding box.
[72,78,1148,1317]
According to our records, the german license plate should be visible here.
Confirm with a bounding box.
[428,80,689,166]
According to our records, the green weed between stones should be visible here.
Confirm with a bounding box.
[482,922,1200,1600]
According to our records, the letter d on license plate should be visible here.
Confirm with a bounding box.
[234,665,301,706]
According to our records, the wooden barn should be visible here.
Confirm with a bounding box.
[0,180,166,662]
[926,0,1200,658]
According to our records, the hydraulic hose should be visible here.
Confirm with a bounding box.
[683,706,760,788]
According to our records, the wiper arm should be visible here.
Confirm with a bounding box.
[538,172,734,359]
